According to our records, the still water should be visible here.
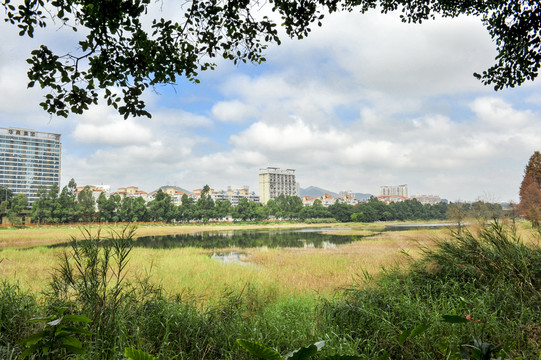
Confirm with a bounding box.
[126,227,357,249]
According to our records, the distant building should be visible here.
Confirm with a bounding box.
[112,186,149,202]
[192,186,259,206]
[411,194,441,205]
[0,127,61,205]
[302,191,358,207]
[147,186,185,205]
[339,190,359,206]
[259,167,299,205]
[378,184,409,204]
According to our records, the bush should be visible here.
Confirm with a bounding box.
[320,222,541,359]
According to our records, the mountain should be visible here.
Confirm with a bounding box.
[300,186,338,198]
[300,186,372,200]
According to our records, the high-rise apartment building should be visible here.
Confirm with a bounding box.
[377,184,409,204]
[0,127,61,205]
[379,184,408,197]
[259,167,298,205]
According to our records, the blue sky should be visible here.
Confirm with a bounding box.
[1,5,540,202]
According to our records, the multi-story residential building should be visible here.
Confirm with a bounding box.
[111,186,149,202]
[302,191,359,207]
[339,190,359,206]
[147,186,185,205]
[259,167,299,205]
[192,186,259,206]
[0,127,61,205]
[378,184,409,204]
[411,194,441,205]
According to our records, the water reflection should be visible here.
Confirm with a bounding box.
[132,228,358,249]
[211,252,248,264]
[44,228,360,250]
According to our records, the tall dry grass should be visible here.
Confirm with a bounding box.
[0,225,448,300]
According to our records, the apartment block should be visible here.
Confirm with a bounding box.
[259,167,299,205]
[378,184,409,204]
[411,194,441,205]
[0,127,61,205]
[192,186,260,206]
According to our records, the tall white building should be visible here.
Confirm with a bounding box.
[259,167,298,205]
[378,184,409,204]
[379,184,408,197]
[0,127,61,205]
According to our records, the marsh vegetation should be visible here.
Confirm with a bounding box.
[0,221,539,359]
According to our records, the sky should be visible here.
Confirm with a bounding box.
[1,4,541,203]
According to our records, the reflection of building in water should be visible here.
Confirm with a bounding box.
[211,252,248,265]
[259,167,299,205]
[378,184,410,204]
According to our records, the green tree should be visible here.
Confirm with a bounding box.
[6,193,28,225]
[30,183,60,223]
[214,199,232,220]
[195,185,215,221]
[0,185,12,205]
[447,202,470,233]
[178,194,195,222]
[131,197,149,222]
[56,183,78,222]
[233,198,261,221]
[4,0,538,119]
[328,202,354,222]
[30,186,49,223]
[299,199,331,220]
[97,193,120,222]
[77,186,96,222]
[148,190,174,222]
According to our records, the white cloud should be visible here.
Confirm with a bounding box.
[2,7,541,202]
[211,100,255,123]
[72,121,152,146]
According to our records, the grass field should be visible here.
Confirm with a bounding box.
[0,220,539,359]
[0,221,447,300]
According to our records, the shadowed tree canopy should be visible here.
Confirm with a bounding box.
[3,0,540,118]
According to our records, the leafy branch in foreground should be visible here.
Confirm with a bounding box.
[2,0,541,118]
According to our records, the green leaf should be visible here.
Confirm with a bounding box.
[61,326,92,335]
[237,339,283,360]
[410,323,430,338]
[63,314,92,323]
[47,318,62,326]
[21,331,46,346]
[27,316,53,323]
[124,347,157,360]
[321,356,362,360]
[287,344,317,359]
[60,335,83,349]
[441,315,469,323]
[398,328,411,345]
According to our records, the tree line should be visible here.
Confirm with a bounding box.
[1,180,506,225]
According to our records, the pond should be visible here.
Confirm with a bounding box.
[47,227,360,250]
[131,227,358,249]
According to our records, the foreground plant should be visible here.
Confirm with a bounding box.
[19,307,91,359]
[237,339,361,360]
